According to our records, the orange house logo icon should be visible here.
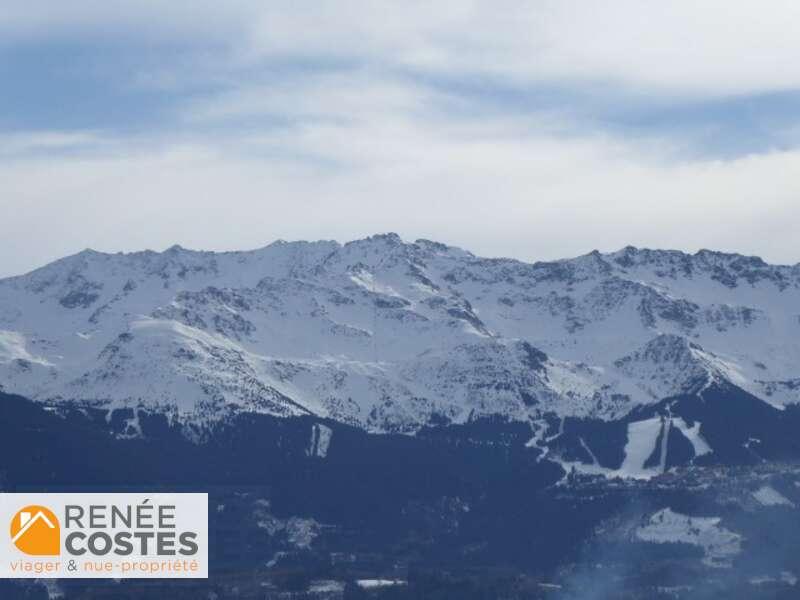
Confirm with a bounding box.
[10,505,60,556]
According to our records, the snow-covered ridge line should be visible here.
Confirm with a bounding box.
[0,233,799,434]
[13,236,799,282]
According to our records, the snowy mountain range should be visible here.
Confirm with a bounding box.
[1,234,799,467]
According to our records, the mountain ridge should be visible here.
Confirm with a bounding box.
[12,234,800,283]
[1,234,799,450]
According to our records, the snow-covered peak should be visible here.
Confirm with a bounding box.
[614,334,741,400]
[605,245,798,289]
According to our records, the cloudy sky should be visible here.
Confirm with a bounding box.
[1,1,799,277]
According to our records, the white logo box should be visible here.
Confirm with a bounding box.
[0,493,208,579]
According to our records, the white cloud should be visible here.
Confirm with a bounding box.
[1,1,799,277]
[242,0,800,97]
[1,118,797,278]
[4,1,800,97]
[0,131,106,156]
